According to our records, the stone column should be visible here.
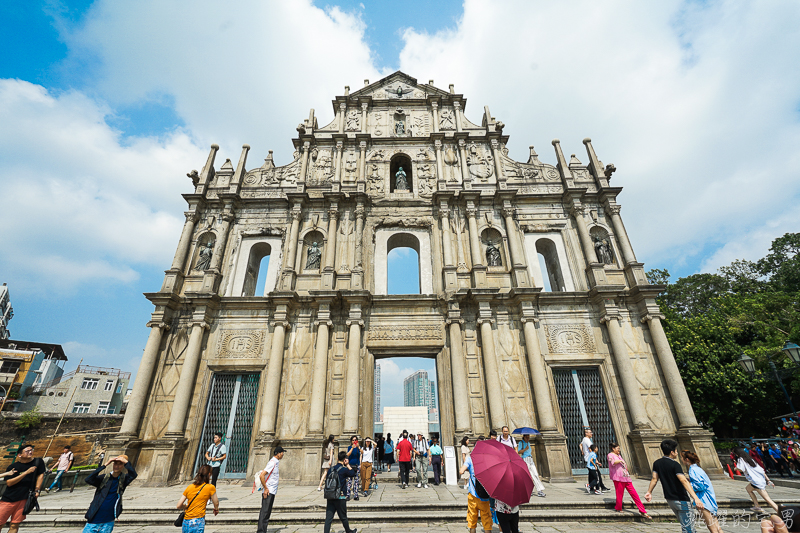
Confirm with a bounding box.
[333,141,344,184]
[490,139,505,183]
[434,140,445,183]
[478,307,506,430]
[358,141,367,182]
[643,314,698,428]
[431,101,440,133]
[307,304,332,435]
[466,204,483,268]
[280,205,302,290]
[571,205,599,265]
[119,321,169,437]
[602,315,651,429]
[171,212,200,271]
[260,310,289,435]
[165,319,209,436]
[520,316,557,431]
[606,204,637,264]
[323,206,339,273]
[447,306,471,433]
[352,204,365,288]
[457,139,470,183]
[453,101,464,133]
[361,103,368,134]
[337,103,346,134]
[298,141,311,183]
[439,208,455,267]
[502,206,525,267]
[343,312,363,434]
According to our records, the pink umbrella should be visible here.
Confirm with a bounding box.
[471,439,533,508]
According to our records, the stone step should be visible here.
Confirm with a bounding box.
[20,507,731,528]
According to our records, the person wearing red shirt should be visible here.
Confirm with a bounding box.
[395,432,414,489]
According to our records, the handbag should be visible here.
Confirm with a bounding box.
[24,458,43,515]
[175,483,206,527]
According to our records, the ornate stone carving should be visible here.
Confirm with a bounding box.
[545,324,596,353]
[367,164,384,196]
[440,109,455,130]
[466,142,494,181]
[366,323,444,344]
[216,329,266,358]
[345,110,360,131]
[593,235,616,265]
[375,216,433,229]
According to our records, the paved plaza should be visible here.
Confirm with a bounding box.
[22,473,800,532]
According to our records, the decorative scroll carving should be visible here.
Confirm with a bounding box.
[440,109,455,130]
[545,324,596,354]
[217,330,266,358]
[374,216,433,229]
[466,142,494,181]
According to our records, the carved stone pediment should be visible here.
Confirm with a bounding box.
[545,324,596,354]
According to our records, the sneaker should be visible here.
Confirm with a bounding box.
[537,491,546,498]
[416,483,422,488]
[317,487,322,491]
[585,483,591,494]
[54,488,61,493]
[424,484,429,489]
[44,488,50,493]
[594,489,602,495]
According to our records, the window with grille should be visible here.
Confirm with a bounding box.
[0,360,21,374]
[104,380,114,391]
[81,378,99,390]
[96,401,110,414]
[116,383,123,394]
[72,402,91,413]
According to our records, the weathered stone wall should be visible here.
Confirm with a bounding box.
[0,413,122,470]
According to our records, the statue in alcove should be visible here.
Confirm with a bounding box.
[395,166,409,191]
[594,236,615,265]
[486,241,502,266]
[395,120,405,135]
[194,241,214,271]
[306,241,322,269]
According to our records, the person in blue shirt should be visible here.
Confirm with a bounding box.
[587,444,602,495]
[459,453,492,533]
[682,450,721,533]
[429,437,444,486]
[323,451,358,533]
[345,436,362,500]
[517,434,545,497]
[769,444,793,478]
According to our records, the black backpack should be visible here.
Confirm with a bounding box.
[324,465,342,500]
[474,478,490,500]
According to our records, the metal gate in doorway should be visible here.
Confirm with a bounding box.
[553,368,617,474]
[194,373,260,479]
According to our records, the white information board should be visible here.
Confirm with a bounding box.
[444,446,458,486]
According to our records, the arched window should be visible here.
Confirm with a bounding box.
[480,227,505,268]
[242,243,271,296]
[387,233,421,294]
[389,154,413,193]
[536,238,566,292]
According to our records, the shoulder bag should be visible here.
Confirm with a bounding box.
[175,483,206,527]
[23,458,43,515]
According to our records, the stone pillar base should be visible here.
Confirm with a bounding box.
[160,269,185,294]
[321,268,335,289]
[104,436,142,467]
[131,437,189,486]
[472,266,487,288]
[511,266,530,287]
[624,262,648,287]
[539,431,574,483]
[443,265,458,290]
[676,426,725,479]
[201,269,221,293]
[628,430,665,478]
[250,435,326,484]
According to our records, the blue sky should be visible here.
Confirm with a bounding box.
[2,1,800,393]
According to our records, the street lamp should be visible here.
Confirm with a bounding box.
[739,350,799,421]
[738,353,756,374]
[783,341,800,365]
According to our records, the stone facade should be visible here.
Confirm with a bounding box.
[109,72,722,485]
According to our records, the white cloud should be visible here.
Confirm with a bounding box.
[0,79,205,294]
[61,0,386,164]
[398,0,800,273]
[376,358,435,410]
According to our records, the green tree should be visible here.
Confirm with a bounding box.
[15,407,43,430]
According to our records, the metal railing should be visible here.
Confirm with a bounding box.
[31,365,131,393]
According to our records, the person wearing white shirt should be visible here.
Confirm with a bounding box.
[257,446,285,533]
[204,432,227,486]
[360,439,375,494]
[497,426,517,449]
[581,428,594,494]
